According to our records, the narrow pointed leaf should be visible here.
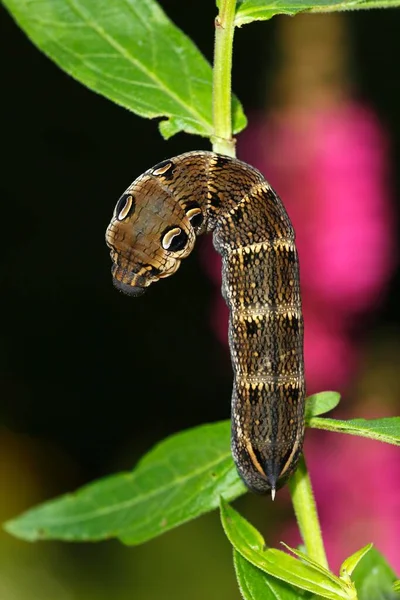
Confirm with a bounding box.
[220,498,356,599]
[340,544,373,581]
[280,543,341,585]
[234,550,315,599]
[305,392,341,421]
[309,416,400,445]
[235,0,400,27]
[3,0,246,139]
[4,421,246,544]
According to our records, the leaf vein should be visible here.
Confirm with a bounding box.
[28,454,234,527]
[64,0,211,129]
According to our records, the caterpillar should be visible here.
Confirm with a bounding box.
[105,151,305,497]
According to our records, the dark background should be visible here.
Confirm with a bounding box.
[1,3,400,599]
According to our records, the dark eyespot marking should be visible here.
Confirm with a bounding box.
[115,193,135,221]
[161,226,188,252]
[248,385,261,406]
[152,159,175,179]
[214,155,231,169]
[187,208,203,228]
[209,191,221,208]
[230,205,244,225]
[287,385,300,404]
[283,314,299,333]
[184,201,204,229]
[183,200,200,212]
[146,264,161,278]
[245,319,259,337]
[286,249,297,265]
[243,251,254,268]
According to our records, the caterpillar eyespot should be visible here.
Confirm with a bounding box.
[161,226,188,251]
[152,159,175,178]
[187,208,204,228]
[115,193,134,221]
[183,201,204,230]
[105,151,305,496]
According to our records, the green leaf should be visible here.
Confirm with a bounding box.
[234,550,314,599]
[393,581,400,593]
[220,498,356,599]
[235,0,400,27]
[4,421,246,544]
[352,547,399,600]
[281,542,373,592]
[308,416,400,445]
[305,391,341,421]
[280,543,339,581]
[339,544,373,582]
[3,0,246,139]
[6,401,398,546]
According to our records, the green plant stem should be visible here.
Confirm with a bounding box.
[289,454,329,569]
[212,0,237,157]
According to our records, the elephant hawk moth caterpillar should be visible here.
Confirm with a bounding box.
[105,151,305,497]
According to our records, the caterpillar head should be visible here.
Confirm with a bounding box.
[105,159,205,296]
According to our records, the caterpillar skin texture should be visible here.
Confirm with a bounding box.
[105,151,305,495]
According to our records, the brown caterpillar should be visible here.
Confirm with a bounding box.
[105,151,305,497]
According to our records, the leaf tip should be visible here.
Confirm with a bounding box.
[3,516,37,542]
